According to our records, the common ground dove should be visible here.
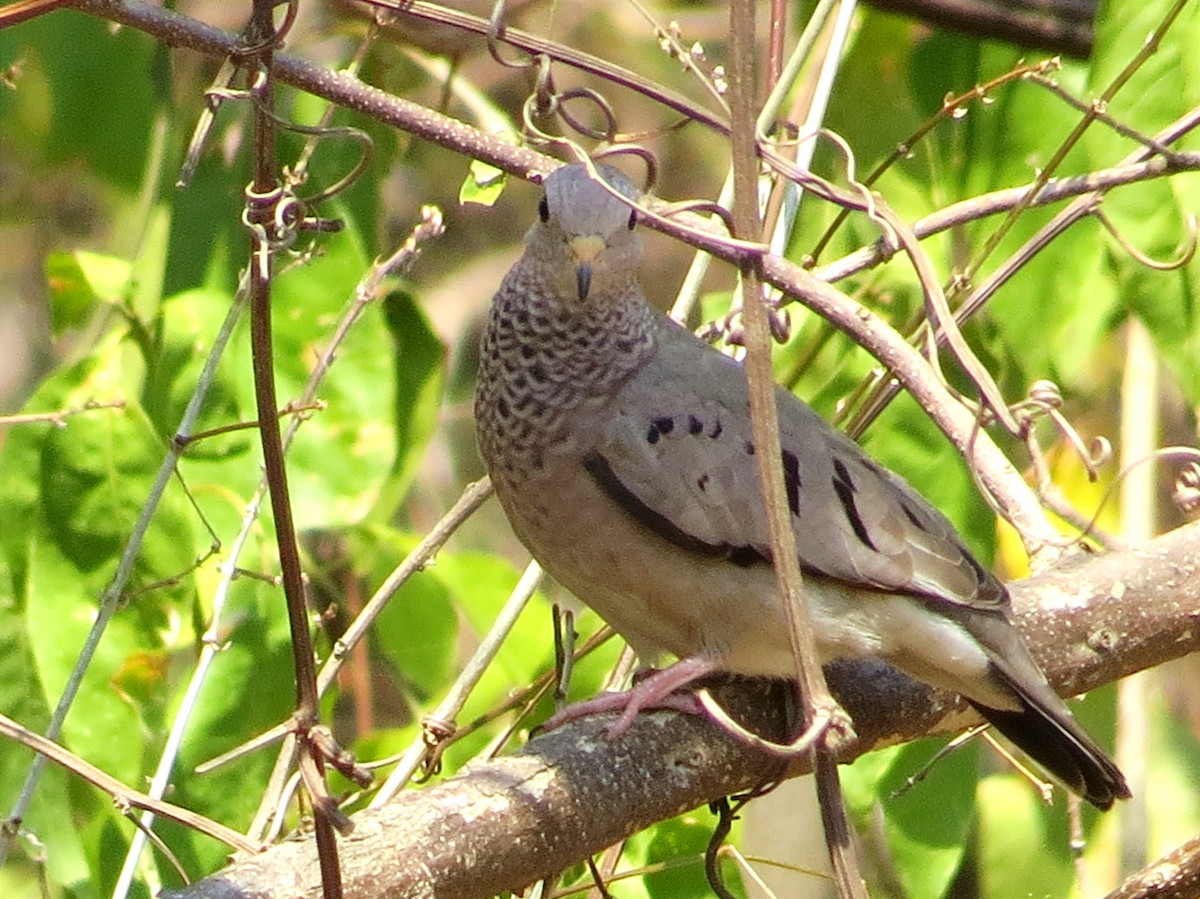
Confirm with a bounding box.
[473,163,1129,809]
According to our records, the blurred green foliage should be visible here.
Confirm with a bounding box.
[0,1,1198,898]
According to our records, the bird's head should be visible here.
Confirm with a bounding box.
[525,163,644,306]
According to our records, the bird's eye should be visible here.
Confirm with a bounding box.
[538,195,550,223]
[627,209,637,230]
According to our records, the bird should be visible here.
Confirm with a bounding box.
[473,162,1130,810]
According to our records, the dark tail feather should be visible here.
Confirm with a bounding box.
[970,697,1131,810]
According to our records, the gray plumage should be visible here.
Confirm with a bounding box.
[474,163,1129,810]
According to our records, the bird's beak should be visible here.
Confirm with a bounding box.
[569,235,605,301]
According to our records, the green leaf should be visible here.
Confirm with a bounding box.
[977,774,1075,899]
[0,577,96,898]
[981,215,1121,390]
[39,402,168,577]
[0,769,98,899]
[1089,0,1200,153]
[45,250,133,337]
[25,539,149,787]
[825,12,925,171]
[25,406,197,780]
[157,575,296,883]
[644,811,742,899]
[432,551,554,694]
[843,739,976,899]
[371,291,446,519]
[0,14,156,188]
[163,156,245,297]
[0,329,201,802]
[1086,0,1200,402]
[144,286,251,458]
[225,214,395,529]
[352,525,459,700]
[460,159,507,207]
[0,334,141,588]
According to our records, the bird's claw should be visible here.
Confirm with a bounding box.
[540,688,705,736]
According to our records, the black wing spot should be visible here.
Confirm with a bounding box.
[538,194,550,222]
[899,498,928,531]
[745,441,756,456]
[697,473,710,491]
[832,458,878,551]
[727,546,764,567]
[832,458,855,491]
[709,419,723,439]
[781,448,802,517]
[963,552,997,593]
[646,422,660,445]
[584,452,767,568]
[652,416,675,435]
[687,414,704,435]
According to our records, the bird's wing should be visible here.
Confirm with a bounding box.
[586,317,1004,611]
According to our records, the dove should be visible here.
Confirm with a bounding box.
[473,163,1129,809]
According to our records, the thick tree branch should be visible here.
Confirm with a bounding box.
[167,522,1200,899]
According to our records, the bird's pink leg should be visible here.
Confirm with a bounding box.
[542,656,719,736]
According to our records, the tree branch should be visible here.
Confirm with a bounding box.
[166,522,1200,899]
[63,1,1200,548]
[862,0,1096,59]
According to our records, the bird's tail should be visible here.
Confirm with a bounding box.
[970,676,1130,810]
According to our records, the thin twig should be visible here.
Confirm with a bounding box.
[726,4,864,899]
[370,555,543,805]
[241,3,345,894]
[833,107,1200,471]
[0,713,261,856]
[358,0,732,135]
[0,399,126,428]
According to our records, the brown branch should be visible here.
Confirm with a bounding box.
[862,0,1095,59]
[58,5,1200,533]
[238,2,346,895]
[164,522,1200,899]
[1106,831,1200,899]
[728,0,865,894]
[69,0,551,177]
[340,0,732,135]
[72,1,1199,234]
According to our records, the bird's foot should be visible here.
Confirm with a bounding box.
[541,656,717,736]
[541,689,704,736]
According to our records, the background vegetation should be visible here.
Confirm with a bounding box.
[0,1,1198,897]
